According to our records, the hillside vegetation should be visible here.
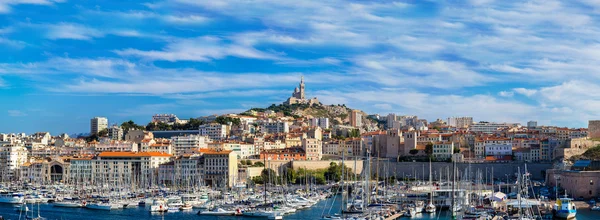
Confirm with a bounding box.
[570,145,600,161]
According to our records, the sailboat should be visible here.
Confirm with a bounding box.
[242,151,283,220]
[424,158,436,213]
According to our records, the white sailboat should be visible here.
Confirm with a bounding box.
[424,159,436,213]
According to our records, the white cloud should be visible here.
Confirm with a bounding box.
[0,0,64,14]
[114,36,280,62]
[513,88,537,97]
[8,110,27,117]
[374,103,392,110]
[0,57,138,78]
[163,15,208,24]
[499,91,514,97]
[45,23,104,40]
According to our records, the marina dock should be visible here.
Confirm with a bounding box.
[385,213,402,220]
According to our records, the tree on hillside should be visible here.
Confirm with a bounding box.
[349,129,360,138]
[215,116,241,126]
[98,128,108,137]
[121,120,145,132]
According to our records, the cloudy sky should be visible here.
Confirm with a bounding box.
[0,0,598,134]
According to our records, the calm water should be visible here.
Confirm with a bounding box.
[1,197,599,220]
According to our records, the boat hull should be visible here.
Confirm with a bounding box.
[555,210,576,219]
[0,197,24,204]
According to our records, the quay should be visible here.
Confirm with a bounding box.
[385,213,402,220]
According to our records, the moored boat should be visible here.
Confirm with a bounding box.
[554,197,577,219]
[198,208,237,216]
[53,200,84,208]
[0,192,24,204]
[150,199,168,213]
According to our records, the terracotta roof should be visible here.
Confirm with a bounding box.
[203,150,233,155]
[98,151,172,157]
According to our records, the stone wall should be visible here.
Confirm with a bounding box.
[589,120,600,139]
[374,162,552,180]
[246,159,364,175]
[292,160,364,174]
[546,169,600,199]
[554,138,600,160]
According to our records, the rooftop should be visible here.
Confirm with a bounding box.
[98,151,172,157]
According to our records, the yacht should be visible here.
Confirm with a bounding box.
[123,201,139,208]
[180,203,193,211]
[86,202,120,210]
[425,202,436,213]
[198,194,209,203]
[167,206,180,212]
[181,194,200,206]
[242,210,284,220]
[53,200,84,208]
[150,200,168,213]
[414,201,425,213]
[198,207,237,216]
[166,196,183,208]
[554,197,577,219]
[0,192,24,204]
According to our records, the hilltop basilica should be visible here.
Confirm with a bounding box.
[284,76,320,106]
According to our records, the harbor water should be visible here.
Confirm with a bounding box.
[1,196,599,220]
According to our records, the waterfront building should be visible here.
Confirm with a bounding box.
[0,144,28,180]
[203,150,238,188]
[302,138,322,160]
[89,152,172,186]
[432,141,454,160]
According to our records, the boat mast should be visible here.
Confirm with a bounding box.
[341,144,345,216]
[451,159,456,218]
[263,145,267,207]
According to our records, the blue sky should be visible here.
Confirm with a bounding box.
[0,0,599,134]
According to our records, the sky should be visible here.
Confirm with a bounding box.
[0,0,599,134]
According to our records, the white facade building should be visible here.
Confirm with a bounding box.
[484,138,512,156]
[261,121,290,134]
[302,138,322,160]
[432,142,454,160]
[108,125,123,141]
[0,144,28,178]
[171,135,209,156]
[470,122,511,133]
[318,117,330,129]
[447,117,473,128]
[199,124,227,140]
[90,117,108,134]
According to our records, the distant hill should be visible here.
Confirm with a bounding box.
[243,103,380,129]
